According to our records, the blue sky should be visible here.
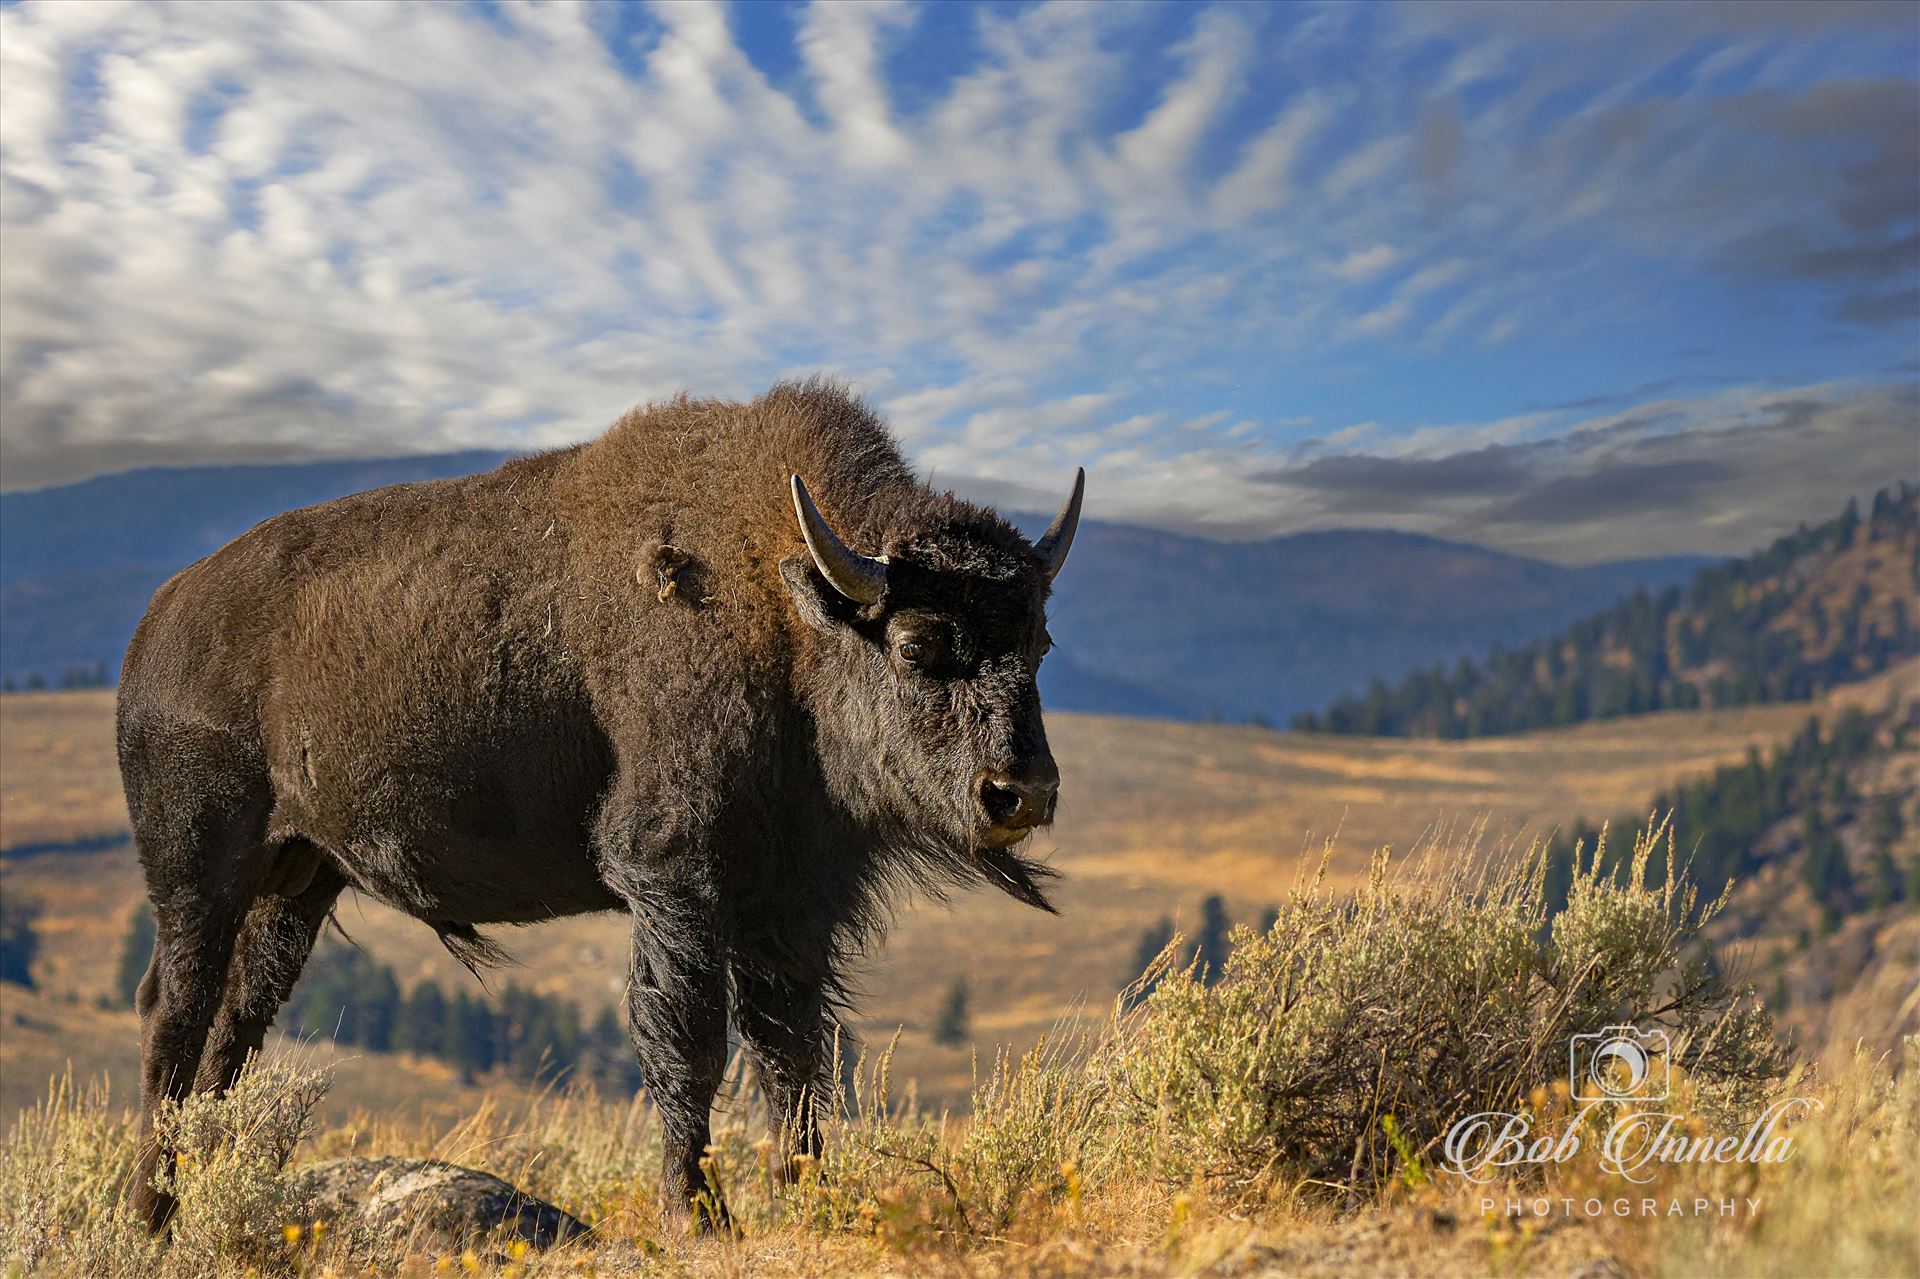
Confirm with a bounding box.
[1,0,1914,560]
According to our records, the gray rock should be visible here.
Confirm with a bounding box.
[290,1156,587,1250]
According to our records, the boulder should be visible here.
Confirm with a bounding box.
[290,1156,587,1250]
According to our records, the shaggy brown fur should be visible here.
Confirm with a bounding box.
[117,380,1076,1232]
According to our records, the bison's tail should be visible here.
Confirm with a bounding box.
[434,921,515,980]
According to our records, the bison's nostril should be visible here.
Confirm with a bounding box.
[975,767,1058,831]
[979,775,1023,826]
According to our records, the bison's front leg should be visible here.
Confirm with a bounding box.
[625,891,732,1233]
[733,966,831,1183]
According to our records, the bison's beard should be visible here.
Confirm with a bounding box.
[845,771,1061,918]
[868,809,1060,917]
[971,841,1060,914]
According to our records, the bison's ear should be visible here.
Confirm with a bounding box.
[780,555,844,632]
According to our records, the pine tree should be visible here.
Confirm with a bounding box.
[443,992,497,1080]
[1836,495,1860,548]
[359,963,401,1053]
[1123,916,1175,1009]
[546,999,584,1080]
[1542,838,1576,923]
[395,981,448,1058]
[1196,895,1231,986]
[1867,794,1905,853]
[0,895,41,988]
[1867,849,1903,910]
[1799,809,1853,908]
[932,978,970,1047]
[583,1005,643,1092]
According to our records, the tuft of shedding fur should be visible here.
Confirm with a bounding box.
[116,378,1077,1233]
[433,922,515,978]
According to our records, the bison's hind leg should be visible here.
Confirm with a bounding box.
[123,721,273,1233]
[194,842,347,1094]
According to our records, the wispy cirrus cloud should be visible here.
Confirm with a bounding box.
[0,0,1913,560]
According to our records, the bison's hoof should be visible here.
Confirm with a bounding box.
[661,1189,735,1237]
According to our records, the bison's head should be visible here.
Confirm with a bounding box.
[781,471,1083,912]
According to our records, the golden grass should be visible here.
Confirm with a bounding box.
[0,690,122,848]
[3,835,1911,1278]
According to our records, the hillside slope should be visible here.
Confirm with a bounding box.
[1298,484,1918,737]
[0,453,1708,721]
[8,664,1911,1112]
[0,983,497,1129]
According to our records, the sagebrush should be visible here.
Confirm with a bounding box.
[1105,825,1787,1202]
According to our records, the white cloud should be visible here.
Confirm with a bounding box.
[1342,299,1411,340]
[1319,134,1404,203]
[1400,259,1469,297]
[1328,245,1400,281]
[0,0,1909,576]
[1211,93,1330,224]
[1109,6,1250,185]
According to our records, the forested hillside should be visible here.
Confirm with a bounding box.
[1544,686,1918,1054]
[98,911,646,1092]
[1296,484,1918,738]
[1549,697,1916,918]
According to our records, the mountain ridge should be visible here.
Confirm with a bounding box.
[1,452,1714,721]
[1296,484,1919,737]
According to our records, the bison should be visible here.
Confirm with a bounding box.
[117,380,1082,1231]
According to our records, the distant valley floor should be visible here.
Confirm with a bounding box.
[4,661,1913,1119]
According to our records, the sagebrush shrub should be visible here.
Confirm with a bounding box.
[1104,827,1789,1202]
[153,1060,328,1265]
[0,1062,324,1277]
[0,1073,154,1276]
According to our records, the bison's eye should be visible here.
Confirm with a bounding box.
[1041,631,1054,657]
[888,620,950,671]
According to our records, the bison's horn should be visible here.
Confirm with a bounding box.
[1034,468,1084,582]
[790,474,888,606]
